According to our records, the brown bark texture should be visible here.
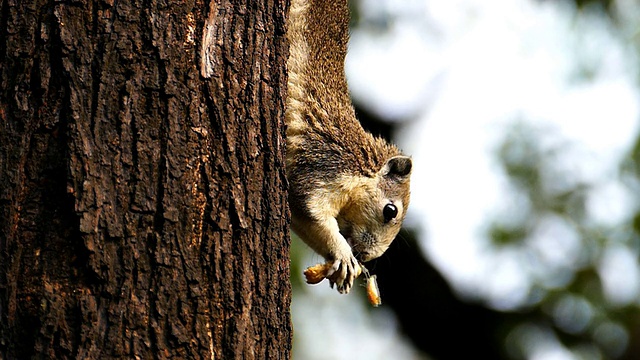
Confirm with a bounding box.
[0,0,291,359]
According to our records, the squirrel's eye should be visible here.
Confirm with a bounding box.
[383,204,398,223]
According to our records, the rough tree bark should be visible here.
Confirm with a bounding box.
[0,0,291,359]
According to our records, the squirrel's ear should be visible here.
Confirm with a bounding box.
[383,156,412,179]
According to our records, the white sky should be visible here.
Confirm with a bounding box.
[294,0,640,359]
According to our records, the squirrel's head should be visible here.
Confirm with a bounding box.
[337,155,412,262]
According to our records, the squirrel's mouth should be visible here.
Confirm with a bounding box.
[355,251,373,263]
[348,240,373,262]
[340,227,376,262]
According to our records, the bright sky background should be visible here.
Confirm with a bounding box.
[293,0,640,359]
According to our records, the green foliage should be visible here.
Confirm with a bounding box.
[489,121,640,359]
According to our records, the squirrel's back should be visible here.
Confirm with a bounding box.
[286,0,400,179]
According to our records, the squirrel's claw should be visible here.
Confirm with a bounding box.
[327,255,361,294]
[303,248,363,294]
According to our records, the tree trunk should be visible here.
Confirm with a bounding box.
[0,0,291,359]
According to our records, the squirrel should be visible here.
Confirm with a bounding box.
[285,0,412,294]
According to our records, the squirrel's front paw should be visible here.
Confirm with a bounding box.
[327,248,362,294]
